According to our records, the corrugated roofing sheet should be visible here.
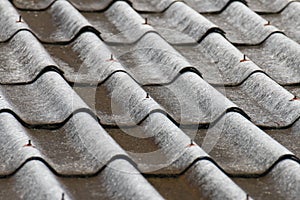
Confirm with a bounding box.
[0,0,299,199]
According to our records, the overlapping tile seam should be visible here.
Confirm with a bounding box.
[9,0,300,14]
[3,0,300,129]
[4,0,300,138]
[246,0,300,14]
[1,0,298,180]
[9,0,248,13]
[0,2,253,199]
[1,0,300,198]
[2,0,297,87]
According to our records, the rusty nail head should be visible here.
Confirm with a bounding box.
[289,95,300,101]
[240,54,248,62]
[264,21,271,26]
[16,15,22,23]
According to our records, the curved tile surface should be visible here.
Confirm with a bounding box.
[0,160,71,200]
[143,72,238,125]
[0,0,30,42]
[247,0,297,13]
[0,112,130,175]
[12,0,176,12]
[108,33,193,85]
[264,115,300,158]
[203,2,280,44]
[45,32,126,84]
[184,0,247,13]
[237,33,300,85]
[0,71,89,125]
[260,2,300,43]
[0,31,58,84]
[189,112,294,174]
[174,33,262,86]
[217,73,300,127]
[185,160,248,200]
[82,1,155,43]
[11,0,54,10]
[234,159,300,199]
[141,2,219,44]
[19,0,97,43]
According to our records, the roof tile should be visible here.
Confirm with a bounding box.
[0,0,299,199]
[140,2,220,44]
[218,73,300,127]
[237,33,300,85]
[184,0,247,13]
[203,2,281,44]
[173,33,263,85]
[0,31,57,84]
[0,0,30,42]
[247,0,297,13]
[190,112,293,174]
[19,0,98,43]
[260,2,300,43]
[0,71,89,125]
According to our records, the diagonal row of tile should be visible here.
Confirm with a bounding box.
[0,0,299,199]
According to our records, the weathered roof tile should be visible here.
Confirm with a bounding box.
[0,71,89,125]
[140,2,220,44]
[237,33,300,85]
[203,2,281,44]
[19,0,98,43]
[217,73,300,127]
[260,2,300,43]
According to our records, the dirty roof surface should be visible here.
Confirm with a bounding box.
[0,0,299,199]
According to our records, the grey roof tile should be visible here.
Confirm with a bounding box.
[184,0,247,13]
[46,31,194,85]
[246,0,298,13]
[65,159,165,200]
[0,160,70,200]
[260,2,300,43]
[140,2,220,44]
[0,160,164,200]
[11,0,54,10]
[234,159,300,199]
[1,0,299,198]
[265,116,300,158]
[202,2,281,44]
[0,31,58,84]
[127,0,176,12]
[91,71,165,126]
[0,112,132,175]
[237,33,300,85]
[143,72,240,125]
[173,33,263,86]
[104,112,250,198]
[0,0,30,42]
[11,0,176,12]
[184,160,248,200]
[65,0,115,12]
[216,73,300,128]
[185,112,294,175]
[108,33,194,85]
[45,32,125,84]
[19,0,98,43]
[0,71,89,125]
[82,1,155,43]
[104,112,208,173]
